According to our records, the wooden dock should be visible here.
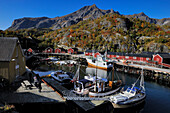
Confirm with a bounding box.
[42,78,96,111]
[117,62,170,74]
[0,80,64,104]
[0,75,113,112]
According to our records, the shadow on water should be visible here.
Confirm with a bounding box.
[114,101,145,113]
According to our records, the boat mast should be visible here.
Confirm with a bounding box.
[140,68,145,91]
[112,63,114,81]
[95,55,98,92]
[92,44,94,58]
[105,46,107,60]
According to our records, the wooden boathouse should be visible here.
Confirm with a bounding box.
[0,37,26,83]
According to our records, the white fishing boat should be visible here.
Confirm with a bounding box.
[86,49,113,70]
[72,66,94,95]
[51,70,72,83]
[73,79,94,95]
[73,65,122,97]
[110,68,146,108]
[88,78,122,97]
[48,57,58,61]
[74,74,121,97]
[86,56,113,70]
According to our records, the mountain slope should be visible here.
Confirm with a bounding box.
[7,4,119,31]
[125,12,170,26]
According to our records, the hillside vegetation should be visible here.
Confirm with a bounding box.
[37,13,170,53]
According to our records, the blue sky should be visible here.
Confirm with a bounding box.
[0,0,170,30]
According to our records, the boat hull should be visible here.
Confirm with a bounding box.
[89,87,120,97]
[111,94,146,108]
[87,62,107,70]
[86,58,112,70]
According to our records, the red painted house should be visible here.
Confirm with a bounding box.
[68,48,74,54]
[153,54,163,64]
[153,54,170,64]
[85,50,103,56]
[68,48,78,54]
[152,54,170,68]
[55,48,61,53]
[94,52,101,58]
[85,50,93,56]
[44,47,53,53]
[27,48,34,53]
[106,52,152,62]
[55,48,67,53]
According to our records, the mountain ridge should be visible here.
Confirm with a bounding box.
[7,4,170,31]
[125,12,170,26]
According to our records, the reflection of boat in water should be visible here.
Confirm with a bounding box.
[110,68,146,108]
[54,60,77,65]
[86,66,107,79]
[86,56,113,70]
[40,57,58,61]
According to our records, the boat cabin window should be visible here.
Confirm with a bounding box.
[126,87,131,92]
[64,76,69,79]
[54,74,58,77]
[92,59,96,63]
[84,81,93,87]
[103,63,105,65]
[127,89,130,92]
[131,91,135,94]
[76,83,83,90]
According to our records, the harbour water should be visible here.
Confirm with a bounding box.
[34,64,170,113]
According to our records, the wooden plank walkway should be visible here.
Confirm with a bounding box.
[0,80,64,104]
[42,78,96,111]
[117,62,170,74]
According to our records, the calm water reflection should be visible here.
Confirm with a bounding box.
[34,64,170,113]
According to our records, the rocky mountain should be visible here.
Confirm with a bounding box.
[125,12,170,26]
[7,4,170,31]
[7,4,119,31]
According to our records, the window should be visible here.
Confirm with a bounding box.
[103,63,105,65]
[146,58,150,60]
[127,89,130,92]
[131,91,134,94]
[133,57,136,59]
[125,56,129,59]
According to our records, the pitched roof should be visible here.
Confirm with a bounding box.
[0,37,18,61]
[107,52,153,58]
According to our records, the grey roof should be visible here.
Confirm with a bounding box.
[0,37,18,61]
[159,54,170,59]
